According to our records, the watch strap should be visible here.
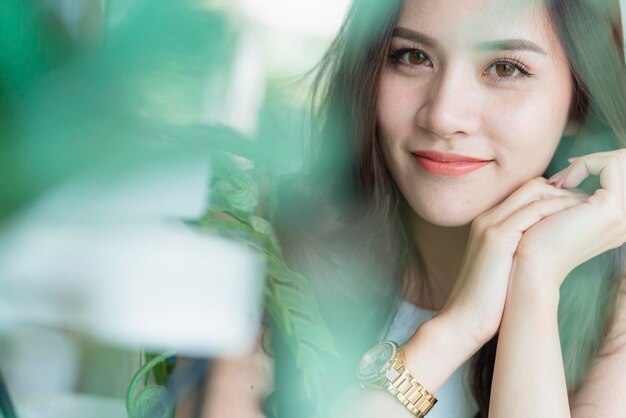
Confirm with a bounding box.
[384,349,437,417]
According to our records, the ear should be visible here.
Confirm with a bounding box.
[562,117,579,137]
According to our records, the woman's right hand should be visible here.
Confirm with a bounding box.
[432,176,588,349]
[331,178,590,410]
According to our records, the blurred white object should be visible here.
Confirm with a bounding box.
[0,156,265,357]
[0,217,264,358]
[205,25,265,135]
[0,327,81,397]
[30,157,211,220]
[236,0,350,38]
[15,393,125,418]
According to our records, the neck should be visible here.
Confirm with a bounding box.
[402,213,471,311]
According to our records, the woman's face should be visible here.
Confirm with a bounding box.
[377,0,575,227]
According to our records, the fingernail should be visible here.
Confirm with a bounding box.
[556,161,577,188]
[568,157,579,163]
[548,171,564,184]
[555,172,568,188]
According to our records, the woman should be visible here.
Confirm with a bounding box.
[268,0,626,417]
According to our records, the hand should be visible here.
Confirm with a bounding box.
[433,177,588,347]
[513,149,626,288]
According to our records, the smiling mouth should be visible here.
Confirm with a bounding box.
[413,154,493,177]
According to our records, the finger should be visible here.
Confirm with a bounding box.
[558,154,624,203]
[497,195,587,234]
[483,179,588,225]
[547,149,622,183]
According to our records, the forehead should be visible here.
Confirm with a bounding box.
[396,0,554,50]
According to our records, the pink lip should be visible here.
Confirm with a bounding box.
[413,150,491,162]
[412,153,493,177]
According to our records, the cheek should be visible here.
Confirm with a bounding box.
[483,84,572,172]
[377,74,418,178]
[377,73,425,141]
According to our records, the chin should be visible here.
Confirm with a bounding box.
[410,199,480,227]
[419,211,475,227]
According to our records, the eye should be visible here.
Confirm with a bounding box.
[389,48,433,68]
[485,58,533,83]
[494,62,517,77]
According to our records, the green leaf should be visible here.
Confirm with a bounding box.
[212,178,258,214]
[199,151,339,413]
[249,215,279,246]
[202,217,284,259]
[209,153,260,215]
[127,351,177,418]
[206,199,252,225]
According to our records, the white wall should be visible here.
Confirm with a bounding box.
[235,0,350,39]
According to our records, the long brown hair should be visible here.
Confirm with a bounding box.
[274,0,626,416]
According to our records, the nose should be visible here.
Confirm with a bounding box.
[415,65,480,139]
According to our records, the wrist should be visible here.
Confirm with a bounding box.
[402,314,481,393]
[508,260,562,310]
[435,304,497,348]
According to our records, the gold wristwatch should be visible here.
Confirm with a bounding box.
[356,341,437,417]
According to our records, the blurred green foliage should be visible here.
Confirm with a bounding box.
[0,0,341,417]
[200,151,340,414]
[0,0,238,219]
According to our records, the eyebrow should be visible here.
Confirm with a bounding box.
[392,27,547,56]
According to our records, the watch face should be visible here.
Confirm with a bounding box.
[357,342,394,379]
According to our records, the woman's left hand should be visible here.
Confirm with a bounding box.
[512,149,626,288]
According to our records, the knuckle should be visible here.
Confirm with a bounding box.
[596,190,624,221]
[483,224,503,241]
[508,180,540,200]
[525,197,541,206]
[523,178,544,190]
[595,188,611,202]
[525,198,546,213]
[523,178,556,196]
[471,214,489,233]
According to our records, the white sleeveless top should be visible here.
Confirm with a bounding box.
[383,299,479,418]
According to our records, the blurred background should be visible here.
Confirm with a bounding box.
[1,1,625,418]
[0,0,349,417]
